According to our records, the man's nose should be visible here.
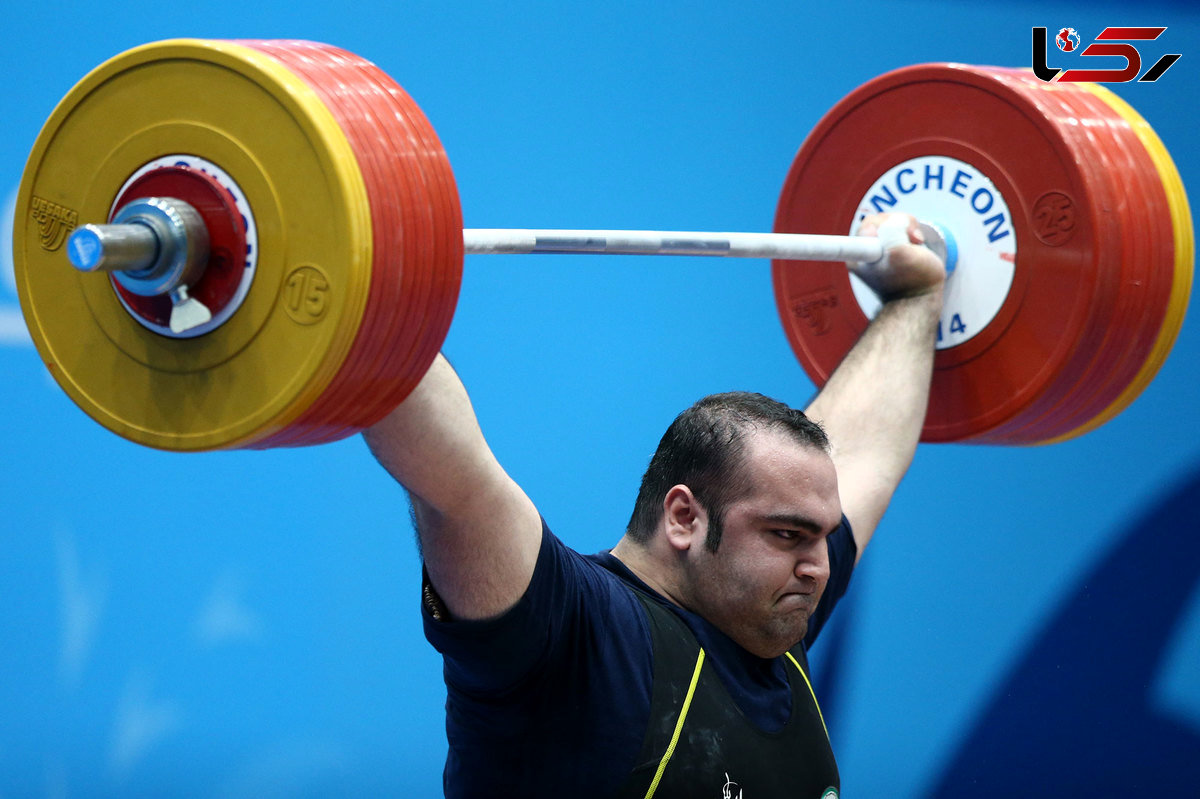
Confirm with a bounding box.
[794,544,829,586]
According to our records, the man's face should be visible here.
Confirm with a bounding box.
[681,428,842,659]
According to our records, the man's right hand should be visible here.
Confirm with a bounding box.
[849,213,947,302]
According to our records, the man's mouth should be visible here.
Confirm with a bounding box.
[777,593,815,613]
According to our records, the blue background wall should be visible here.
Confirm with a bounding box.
[2,1,1198,795]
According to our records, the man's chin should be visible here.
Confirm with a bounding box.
[753,621,810,659]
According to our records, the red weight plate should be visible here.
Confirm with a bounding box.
[1053,83,1193,442]
[345,49,462,440]
[1025,80,1168,441]
[356,58,462,404]
[773,63,1108,443]
[1022,80,1173,441]
[347,54,459,438]
[110,164,248,330]
[281,42,428,445]
[973,72,1171,443]
[240,41,462,448]
[962,71,1126,444]
[315,42,460,444]
[242,40,414,446]
[237,41,386,445]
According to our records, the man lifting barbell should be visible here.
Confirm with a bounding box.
[363,214,944,797]
[17,40,1188,453]
[13,37,1190,799]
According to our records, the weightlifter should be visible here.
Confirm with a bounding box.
[364,212,945,798]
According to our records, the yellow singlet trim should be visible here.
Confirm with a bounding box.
[786,651,830,742]
[643,648,706,799]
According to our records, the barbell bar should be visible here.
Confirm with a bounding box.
[68,219,949,273]
[464,228,913,262]
[12,39,1192,451]
[62,200,954,340]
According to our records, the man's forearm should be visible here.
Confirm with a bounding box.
[802,215,946,558]
[365,354,497,512]
[807,289,941,474]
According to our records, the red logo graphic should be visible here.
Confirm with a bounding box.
[1056,27,1080,52]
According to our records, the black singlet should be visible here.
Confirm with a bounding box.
[615,591,840,799]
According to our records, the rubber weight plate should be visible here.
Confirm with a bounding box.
[990,73,1172,444]
[1043,82,1193,443]
[774,63,1113,444]
[237,41,462,448]
[14,39,373,451]
[961,69,1143,445]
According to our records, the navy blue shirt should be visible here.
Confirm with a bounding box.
[422,519,857,798]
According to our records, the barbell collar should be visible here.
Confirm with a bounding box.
[66,196,211,298]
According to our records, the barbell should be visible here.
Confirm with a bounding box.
[13,39,1193,451]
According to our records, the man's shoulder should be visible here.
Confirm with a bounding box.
[546,526,647,604]
[423,522,652,677]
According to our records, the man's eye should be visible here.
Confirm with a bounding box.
[773,529,800,541]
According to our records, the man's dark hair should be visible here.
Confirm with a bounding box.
[625,392,830,552]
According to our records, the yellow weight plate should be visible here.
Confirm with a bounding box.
[14,39,373,451]
[1042,83,1193,444]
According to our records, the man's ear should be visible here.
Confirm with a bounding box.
[661,485,707,552]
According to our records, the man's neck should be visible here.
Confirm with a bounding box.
[610,535,687,608]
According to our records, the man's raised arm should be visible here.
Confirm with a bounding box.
[803,213,947,562]
[363,354,542,620]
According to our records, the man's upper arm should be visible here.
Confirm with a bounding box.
[363,354,543,621]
